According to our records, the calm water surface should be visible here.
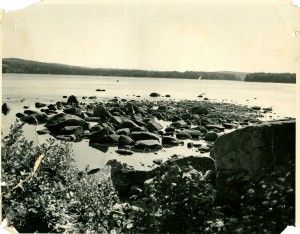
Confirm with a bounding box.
[2,74,296,170]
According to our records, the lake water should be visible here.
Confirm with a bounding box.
[1,73,296,170]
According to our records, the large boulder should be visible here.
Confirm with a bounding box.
[89,128,109,143]
[118,135,135,147]
[213,119,295,203]
[20,112,48,124]
[204,131,219,141]
[130,131,160,141]
[45,113,89,133]
[162,136,180,145]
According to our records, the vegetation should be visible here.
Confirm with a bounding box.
[1,121,295,233]
[245,72,296,83]
[3,58,243,80]
[1,121,125,233]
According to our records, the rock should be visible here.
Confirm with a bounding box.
[89,96,97,99]
[116,128,130,136]
[85,117,101,122]
[204,131,219,141]
[106,159,155,196]
[96,89,106,92]
[171,120,189,129]
[16,113,26,118]
[162,136,180,145]
[150,92,160,97]
[55,135,76,141]
[214,119,295,204]
[130,131,160,141]
[2,103,10,115]
[104,134,120,143]
[181,113,193,120]
[118,135,134,147]
[109,116,123,125]
[204,124,225,131]
[63,107,82,116]
[89,128,109,143]
[165,94,171,97]
[130,126,147,132]
[115,149,134,155]
[157,105,167,111]
[135,140,162,150]
[178,129,202,138]
[93,105,112,118]
[60,126,84,135]
[90,124,104,132]
[251,106,261,110]
[187,142,194,148]
[198,146,211,152]
[190,106,209,115]
[20,112,48,124]
[118,119,139,129]
[24,110,37,115]
[36,129,50,135]
[165,126,176,132]
[67,95,79,105]
[176,132,192,139]
[222,122,238,129]
[161,155,215,174]
[145,120,163,132]
[45,113,89,133]
[153,159,163,165]
[130,185,143,196]
[35,102,47,108]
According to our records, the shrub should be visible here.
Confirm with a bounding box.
[1,121,125,233]
[128,166,224,233]
[225,163,295,233]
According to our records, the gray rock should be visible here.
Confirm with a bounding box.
[130,131,160,141]
[89,128,109,143]
[116,128,131,136]
[214,119,295,204]
[190,106,209,115]
[2,103,10,115]
[204,131,219,141]
[115,149,134,155]
[162,136,180,145]
[60,126,84,135]
[20,112,48,124]
[45,113,89,133]
[118,135,134,147]
[135,140,162,149]
[67,95,79,105]
[145,120,163,132]
[119,119,139,129]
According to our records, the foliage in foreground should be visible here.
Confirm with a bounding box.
[1,121,295,233]
[1,121,124,233]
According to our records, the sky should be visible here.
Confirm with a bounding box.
[1,0,300,72]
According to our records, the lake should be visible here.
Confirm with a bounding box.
[2,73,296,170]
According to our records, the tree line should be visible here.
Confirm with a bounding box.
[2,58,241,81]
[2,58,296,83]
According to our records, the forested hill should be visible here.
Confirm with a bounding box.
[245,73,296,83]
[2,58,243,81]
[2,58,296,83]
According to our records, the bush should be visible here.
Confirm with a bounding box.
[1,121,125,233]
[128,165,224,233]
[225,164,295,233]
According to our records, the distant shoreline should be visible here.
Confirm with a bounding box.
[2,58,296,84]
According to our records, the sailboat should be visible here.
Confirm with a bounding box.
[198,76,202,80]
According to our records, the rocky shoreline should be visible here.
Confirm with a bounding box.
[2,94,295,204]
